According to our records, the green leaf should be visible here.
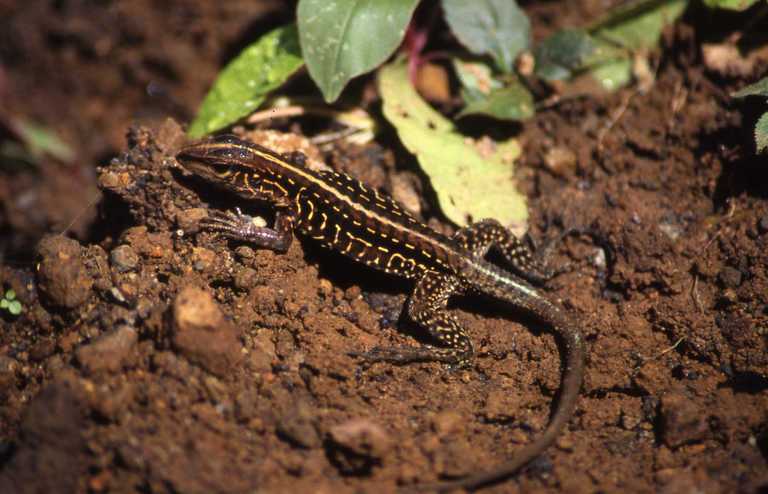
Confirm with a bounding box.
[453,59,532,121]
[297,0,419,103]
[591,58,633,91]
[0,299,7,309]
[453,59,502,100]
[702,0,759,10]
[592,0,687,51]
[457,80,534,121]
[5,289,15,300]
[8,300,22,315]
[534,1,685,91]
[188,25,304,138]
[442,0,530,73]
[733,76,768,98]
[379,60,527,227]
[12,119,75,163]
[534,30,601,80]
[729,74,768,156]
[755,111,768,153]
[534,30,626,81]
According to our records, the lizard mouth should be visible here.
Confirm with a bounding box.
[175,138,238,179]
[175,153,233,180]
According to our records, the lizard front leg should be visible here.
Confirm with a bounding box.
[201,206,296,252]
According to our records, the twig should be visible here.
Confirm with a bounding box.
[690,274,703,313]
[597,90,636,153]
[247,105,308,124]
[657,337,685,359]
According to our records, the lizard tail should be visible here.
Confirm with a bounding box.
[418,296,586,492]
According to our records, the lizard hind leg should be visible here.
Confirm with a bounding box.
[351,270,473,366]
[453,218,556,285]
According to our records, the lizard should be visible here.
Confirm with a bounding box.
[174,133,586,492]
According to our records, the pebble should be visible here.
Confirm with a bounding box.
[276,397,321,449]
[175,208,208,234]
[327,418,393,473]
[172,286,243,377]
[660,390,709,448]
[430,410,464,436]
[0,356,18,396]
[36,235,93,309]
[758,213,768,234]
[76,326,138,374]
[109,245,139,272]
[235,245,255,260]
[718,266,742,288]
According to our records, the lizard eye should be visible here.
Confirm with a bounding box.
[207,162,236,178]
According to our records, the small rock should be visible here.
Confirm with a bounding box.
[88,245,113,292]
[658,221,683,242]
[235,245,255,260]
[660,390,709,448]
[36,235,93,309]
[276,398,321,449]
[88,469,112,492]
[431,437,476,477]
[317,279,333,297]
[234,267,258,290]
[98,171,120,190]
[155,117,186,153]
[544,146,577,176]
[620,408,643,430]
[327,418,393,474]
[430,410,464,436]
[121,227,172,259]
[172,286,243,377]
[758,213,768,234]
[0,356,18,397]
[482,388,520,421]
[88,382,135,421]
[191,247,216,271]
[716,312,752,347]
[109,245,139,272]
[234,389,260,422]
[344,286,361,301]
[76,326,138,374]
[718,288,738,305]
[151,351,191,379]
[718,266,742,288]
[247,330,276,373]
[57,330,81,353]
[29,338,56,362]
[249,285,278,313]
[175,208,208,234]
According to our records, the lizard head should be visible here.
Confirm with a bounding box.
[175,134,255,182]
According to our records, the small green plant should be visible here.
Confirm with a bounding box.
[733,76,768,154]
[0,289,22,316]
[186,0,690,228]
[189,0,689,138]
[703,0,761,10]
[0,117,75,170]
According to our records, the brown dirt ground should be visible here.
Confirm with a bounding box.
[1,2,767,493]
